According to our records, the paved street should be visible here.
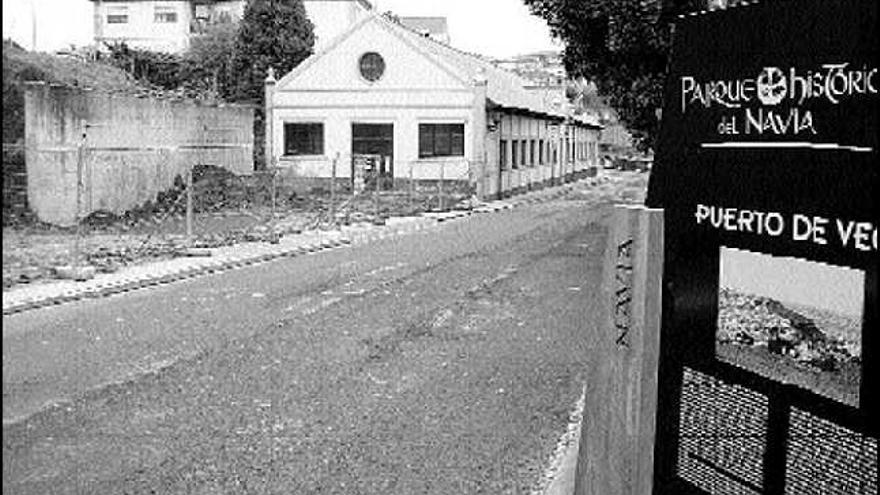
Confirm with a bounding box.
[3,173,647,494]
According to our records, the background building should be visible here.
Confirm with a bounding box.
[90,0,374,53]
[494,50,566,87]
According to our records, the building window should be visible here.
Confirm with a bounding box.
[155,7,178,23]
[529,140,536,166]
[500,140,507,170]
[511,140,519,169]
[284,123,324,156]
[107,11,128,24]
[359,52,385,82]
[539,140,545,165]
[520,140,527,167]
[418,123,464,158]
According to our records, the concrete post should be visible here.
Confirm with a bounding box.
[264,67,277,172]
[471,70,488,199]
[574,206,664,495]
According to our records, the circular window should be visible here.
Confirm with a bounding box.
[359,52,385,82]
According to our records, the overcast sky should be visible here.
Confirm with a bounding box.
[720,247,865,317]
[2,0,561,58]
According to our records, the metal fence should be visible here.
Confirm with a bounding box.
[3,145,478,289]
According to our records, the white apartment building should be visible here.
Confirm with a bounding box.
[90,0,373,53]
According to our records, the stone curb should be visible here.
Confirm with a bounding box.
[2,178,593,316]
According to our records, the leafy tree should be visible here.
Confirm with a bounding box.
[228,0,315,104]
[104,42,184,90]
[179,23,238,100]
[227,0,315,168]
[524,0,704,151]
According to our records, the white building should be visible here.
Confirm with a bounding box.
[266,13,601,200]
[90,0,372,53]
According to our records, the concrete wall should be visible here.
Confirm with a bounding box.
[25,83,253,226]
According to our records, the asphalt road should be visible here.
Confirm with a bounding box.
[3,174,645,494]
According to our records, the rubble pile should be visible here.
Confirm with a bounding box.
[717,288,860,371]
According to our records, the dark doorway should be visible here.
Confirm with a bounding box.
[352,123,393,190]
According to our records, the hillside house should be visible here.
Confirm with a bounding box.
[90,0,373,53]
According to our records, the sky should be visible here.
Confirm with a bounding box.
[720,247,865,317]
[2,0,561,58]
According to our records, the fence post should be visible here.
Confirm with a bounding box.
[373,158,380,223]
[439,161,445,211]
[331,152,338,227]
[409,162,415,212]
[185,162,193,248]
[74,120,86,270]
[270,162,279,243]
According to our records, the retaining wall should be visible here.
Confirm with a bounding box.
[24,83,254,225]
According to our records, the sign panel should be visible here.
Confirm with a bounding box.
[647,0,877,493]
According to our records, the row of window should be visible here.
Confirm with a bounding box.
[500,139,550,170]
[107,8,178,25]
[283,122,598,166]
[283,123,466,158]
[499,136,593,170]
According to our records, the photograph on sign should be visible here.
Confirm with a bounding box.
[716,247,863,407]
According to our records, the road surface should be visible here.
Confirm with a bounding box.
[3,173,646,494]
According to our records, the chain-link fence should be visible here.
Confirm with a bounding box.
[3,145,481,290]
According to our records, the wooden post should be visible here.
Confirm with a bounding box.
[330,152,338,226]
[185,163,193,247]
[373,158,380,223]
[270,161,279,243]
[439,161,445,211]
[74,120,86,269]
[409,162,415,211]
[575,205,664,495]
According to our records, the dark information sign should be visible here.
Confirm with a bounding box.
[647,0,877,494]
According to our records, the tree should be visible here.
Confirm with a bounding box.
[179,23,238,101]
[104,41,184,90]
[227,0,315,168]
[227,0,315,104]
[524,0,700,151]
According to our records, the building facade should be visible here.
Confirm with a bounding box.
[91,0,373,53]
[266,13,600,200]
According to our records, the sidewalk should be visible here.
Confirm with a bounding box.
[3,179,595,316]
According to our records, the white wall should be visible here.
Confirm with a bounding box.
[95,0,192,53]
[271,15,476,181]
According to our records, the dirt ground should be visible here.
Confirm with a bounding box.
[1,190,472,290]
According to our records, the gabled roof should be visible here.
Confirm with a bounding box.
[277,12,592,122]
[398,16,448,36]
[382,14,576,120]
